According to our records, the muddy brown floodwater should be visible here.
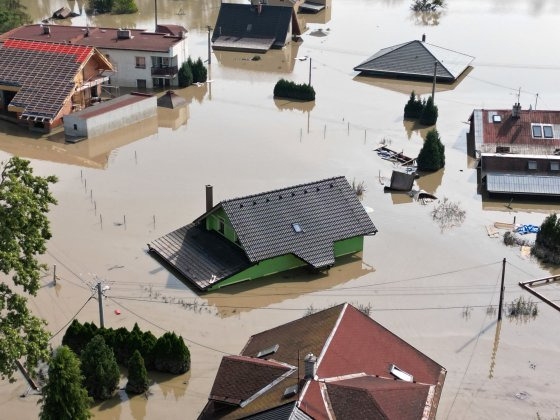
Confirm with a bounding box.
[1,0,560,419]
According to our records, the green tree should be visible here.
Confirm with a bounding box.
[81,335,120,400]
[126,350,149,394]
[417,128,445,171]
[404,91,424,118]
[419,95,438,125]
[0,157,57,381]
[39,346,92,420]
[153,332,190,374]
[0,0,31,34]
[86,0,113,14]
[192,58,208,83]
[178,61,193,88]
[273,79,315,101]
[112,0,138,14]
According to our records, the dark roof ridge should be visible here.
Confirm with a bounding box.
[221,175,347,204]
[342,305,445,376]
[241,304,345,355]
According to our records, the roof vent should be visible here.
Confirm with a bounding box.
[42,25,51,35]
[421,33,426,42]
[512,102,521,119]
[256,344,279,358]
[304,353,317,380]
[117,29,132,39]
[283,384,298,398]
[389,364,413,382]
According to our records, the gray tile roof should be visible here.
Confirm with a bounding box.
[354,40,474,82]
[148,224,251,291]
[220,176,377,269]
[486,173,560,196]
[212,3,292,51]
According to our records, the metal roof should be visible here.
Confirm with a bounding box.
[486,173,560,196]
[220,176,377,269]
[354,40,474,81]
[212,3,293,51]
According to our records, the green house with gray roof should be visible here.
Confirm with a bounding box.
[148,177,377,291]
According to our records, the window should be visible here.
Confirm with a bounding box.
[135,56,146,69]
[246,24,252,32]
[528,160,537,170]
[218,218,225,234]
[492,115,502,123]
[551,162,560,171]
[292,223,303,233]
[136,79,147,89]
[543,125,554,139]
[532,124,542,138]
[73,124,77,130]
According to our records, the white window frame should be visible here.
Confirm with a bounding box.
[551,161,560,171]
[542,124,554,139]
[528,160,538,170]
[531,124,543,138]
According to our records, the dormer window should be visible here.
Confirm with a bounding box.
[543,125,554,139]
[532,124,555,139]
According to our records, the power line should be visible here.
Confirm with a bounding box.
[48,295,94,342]
[107,297,231,355]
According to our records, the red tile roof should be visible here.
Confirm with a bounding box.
[202,304,446,419]
[1,24,186,53]
[478,109,560,147]
[326,376,432,420]
[209,356,293,405]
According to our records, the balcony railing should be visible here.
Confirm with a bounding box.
[151,65,178,76]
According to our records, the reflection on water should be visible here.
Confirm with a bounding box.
[204,254,374,318]
[402,119,432,140]
[417,168,444,195]
[274,98,316,113]
[481,195,560,214]
[410,10,444,26]
[157,106,189,131]
[303,0,332,25]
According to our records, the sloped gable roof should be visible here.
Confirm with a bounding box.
[0,39,97,121]
[212,3,293,49]
[220,176,377,268]
[354,40,473,81]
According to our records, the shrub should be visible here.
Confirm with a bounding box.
[417,128,445,171]
[112,0,138,14]
[178,62,193,88]
[39,346,92,420]
[126,350,149,394]
[192,58,208,83]
[531,214,560,264]
[274,79,315,101]
[86,0,113,13]
[152,332,190,374]
[419,95,438,125]
[404,91,423,118]
[62,320,98,356]
[411,0,446,12]
[81,335,120,400]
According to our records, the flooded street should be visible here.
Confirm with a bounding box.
[1,0,560,419]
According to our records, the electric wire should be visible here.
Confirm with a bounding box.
[48,295,94,342]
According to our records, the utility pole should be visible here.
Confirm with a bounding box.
[308,57,312,86]
[432,61,438,100]
[154,0,158,30]
[53,264,57,286]
[97,282,105,328]
[207,26,212,65]
[498,258,506,321]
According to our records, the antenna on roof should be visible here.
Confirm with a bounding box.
[535,93,539,111]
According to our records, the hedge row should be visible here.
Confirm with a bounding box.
[62,320,190,375]
[404,91,438,125]
[274,79,315,101]
[179,57,207,88]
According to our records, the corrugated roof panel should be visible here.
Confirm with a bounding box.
[486,173,560,196]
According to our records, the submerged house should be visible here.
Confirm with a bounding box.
[0,39,113,132]
[354,37,474,83]
[148,177,377,291]
[1,24,188,89]
[212,3,300,53]
[199,303,446,419]
[467,105,560,198]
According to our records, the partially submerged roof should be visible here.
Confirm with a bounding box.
[212,3,293,52]
[0,39,110,121]
[1,24,187,53]
[149,177,377,290]
[67,92,154,120]
[354,40,474,82]
[157,90,188,109]
[486,173,560,196]
[201,304,446,419]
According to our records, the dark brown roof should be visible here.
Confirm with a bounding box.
[1,24,186,53]
[0,39,101,121]
[210,356,293,406]
[326,376,432,420]
[202,304,446,419]
[477,109,560,147]
[157,90,187,109]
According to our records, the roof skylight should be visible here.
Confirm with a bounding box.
[292,223,303,233]
[256,344,279,358]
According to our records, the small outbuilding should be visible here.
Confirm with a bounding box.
[354,37,474,82]
[64,92,156,139]
[148,177,377,291]
[157,90,187,109]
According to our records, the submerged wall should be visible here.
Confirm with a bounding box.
[208,235,364,290]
